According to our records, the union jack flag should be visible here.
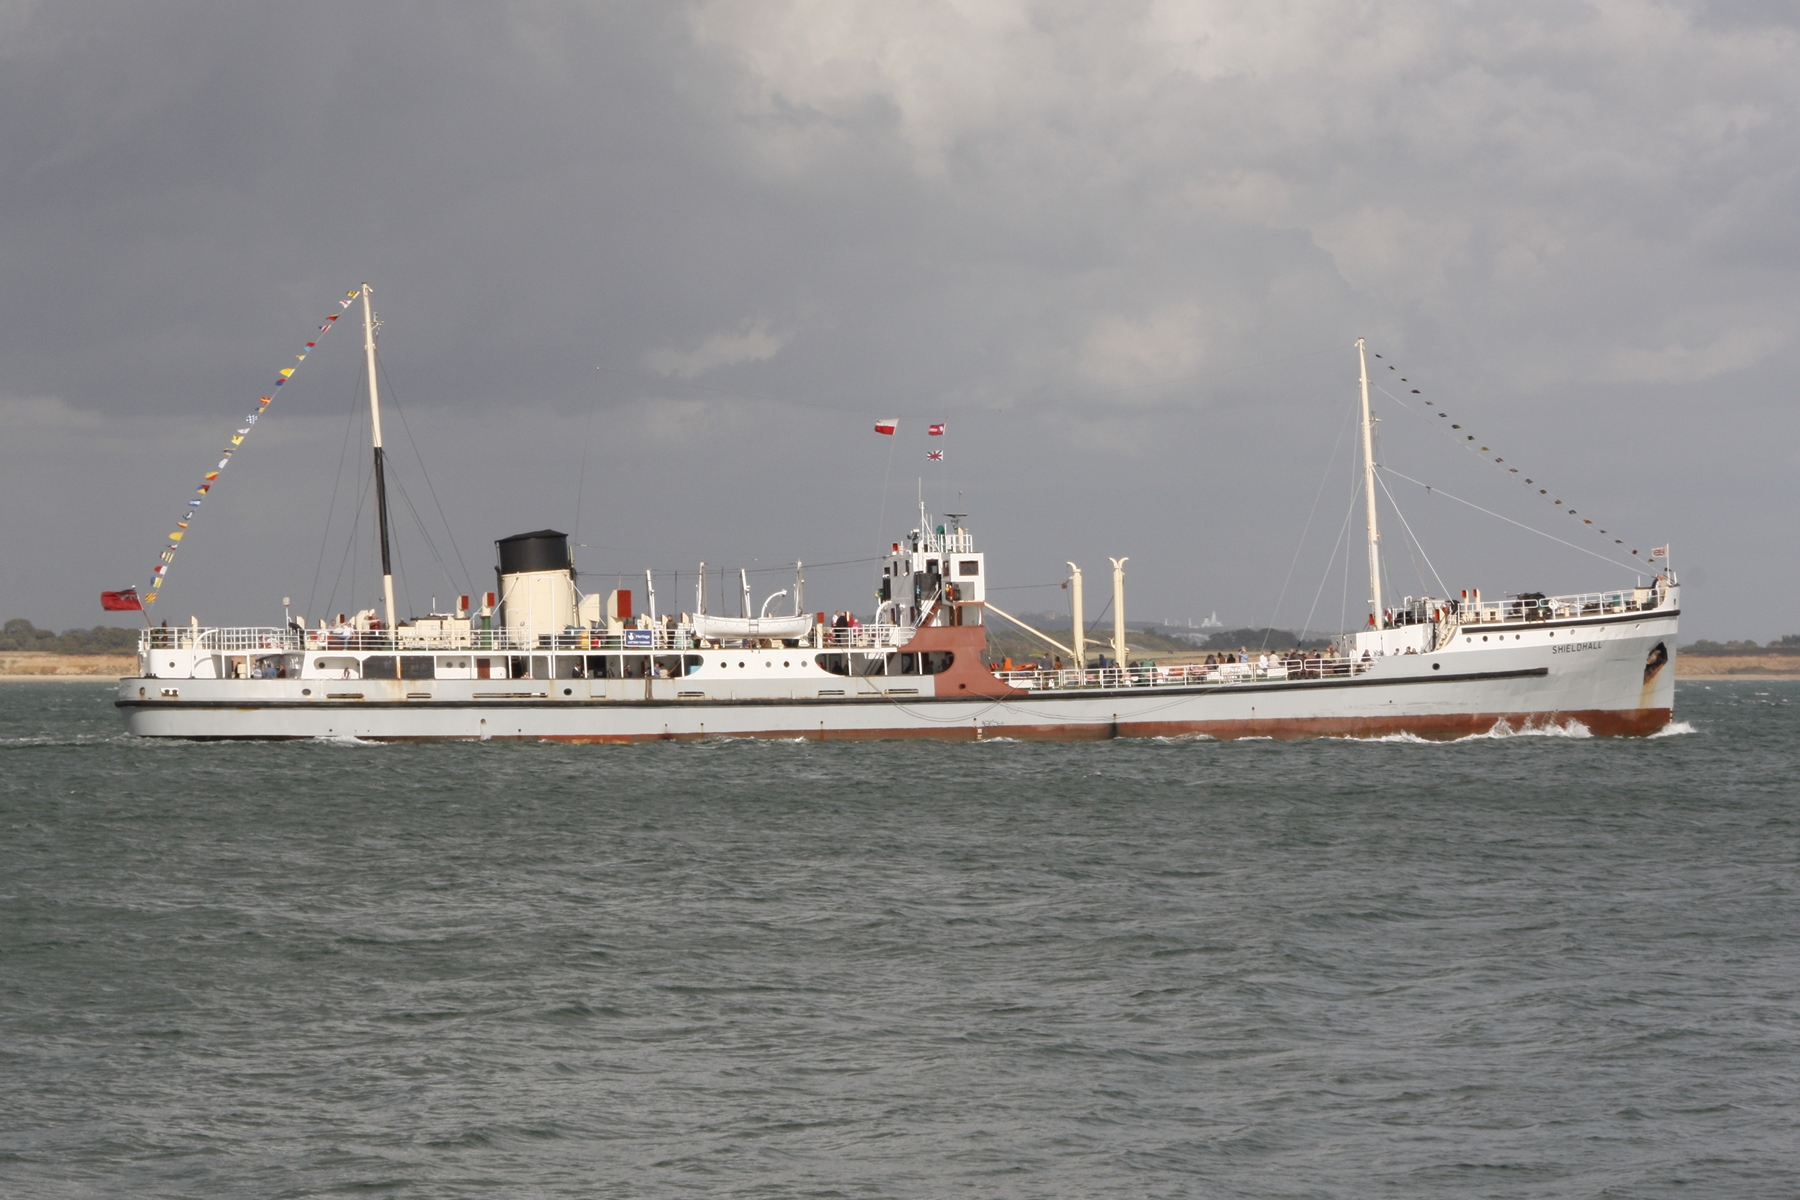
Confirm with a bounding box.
[927,450,943,461]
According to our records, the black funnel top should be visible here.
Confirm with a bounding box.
[496,529,570,576]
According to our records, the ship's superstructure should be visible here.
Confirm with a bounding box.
[115,308,1678,741]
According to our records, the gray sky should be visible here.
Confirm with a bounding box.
[3,1,1796,640]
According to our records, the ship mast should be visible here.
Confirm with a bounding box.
[1357,338,1382,632]
[361,284,397,631]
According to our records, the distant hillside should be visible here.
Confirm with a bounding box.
[0,619,140,655]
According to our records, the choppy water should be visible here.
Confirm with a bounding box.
[1,682,1795,1198]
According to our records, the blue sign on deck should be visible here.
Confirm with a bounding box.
[623,629,655,649]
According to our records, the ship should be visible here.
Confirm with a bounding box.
[115,289,1678,741]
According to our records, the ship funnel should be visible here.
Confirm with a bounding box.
[496,529,575,641]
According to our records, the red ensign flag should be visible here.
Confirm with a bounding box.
[874,417,897,435]
[101,589,143,612]
[928,423,945,436]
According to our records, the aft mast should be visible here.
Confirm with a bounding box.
[1357,337,1382,633]
[361,283,397,631]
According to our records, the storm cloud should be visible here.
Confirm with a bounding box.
[3,1,1795,638]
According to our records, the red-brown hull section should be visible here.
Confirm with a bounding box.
[503,706,1673,744]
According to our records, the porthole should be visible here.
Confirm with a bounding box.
[1432,663,1441,670]
[316,660,326,669]
[1483,635,1488,642]
[563,688,572,696]
[766,661,773,668]
[301,688,312,696]
[784,661,790,667]
[738,661,745,668]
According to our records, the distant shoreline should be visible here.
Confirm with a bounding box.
[0,654,135,680]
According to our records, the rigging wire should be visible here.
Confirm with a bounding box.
[1300,474,1360,640]
[379,361,475,597]
[1379,466,1641,572]
[387,471,463,608]
[323,470,373,621]
[1261,390,1357,649]
[304,360,368,624]
[391,493,411,619]
[1374,467,1450,598]
[1368,358,1646,558]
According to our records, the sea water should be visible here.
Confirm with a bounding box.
[1,682,1794,1197]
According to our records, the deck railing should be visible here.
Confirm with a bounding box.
[143,621,919,655]
[818,625,909,650]
[1448,585,1667,627]
[995,655,1373,691]
[138,627,304,653]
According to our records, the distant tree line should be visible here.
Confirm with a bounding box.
[1183,626,1334,652]
[0,619,140,654]
[1679,635,1800,657]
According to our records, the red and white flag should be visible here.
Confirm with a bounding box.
[1651,545,1668,558]
[874,417,898,435]
[928,423,945,436]
[927,450,944,461]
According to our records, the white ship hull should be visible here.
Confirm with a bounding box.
[117,608,1676,742]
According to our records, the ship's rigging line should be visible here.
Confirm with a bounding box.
[1374,467,1450,599]
[305,359,368,624]
[1371,373,1644,559]
[1299,468,1360,643]
[380,360,476,601]
[1262,390,1358,650]
[309,361,472,625]
[321,470,373,623]
[1379,466,1640,572]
